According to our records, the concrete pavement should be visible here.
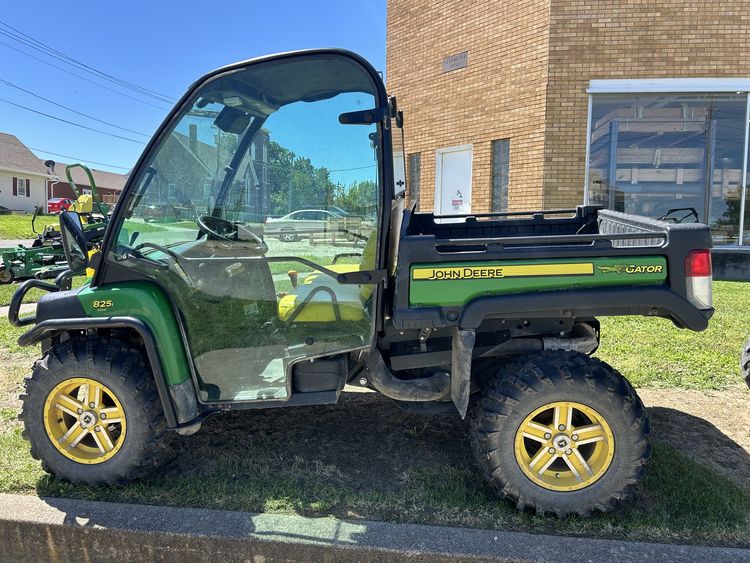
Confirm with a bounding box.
[0,493,748,562]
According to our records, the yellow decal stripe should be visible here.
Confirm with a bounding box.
[412,263,594,281]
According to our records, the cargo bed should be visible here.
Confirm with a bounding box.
[391,205,713,331]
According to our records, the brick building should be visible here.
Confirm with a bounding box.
[386,0,750,247]
[46,162,126,206]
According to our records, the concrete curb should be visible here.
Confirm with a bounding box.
[1,494,748,562]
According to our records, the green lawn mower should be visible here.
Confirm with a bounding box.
[0,164,109,284]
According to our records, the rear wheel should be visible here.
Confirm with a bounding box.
[20,337,176,484]
[279,230,298,242]
[470,350,650,516]
[0,266,14,284]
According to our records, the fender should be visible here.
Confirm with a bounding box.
[14,280,200,429]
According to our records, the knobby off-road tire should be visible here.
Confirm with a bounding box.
[0,266,14,284]
[470,350,650,517]
[20,337,176,484]
[740,335,750,389]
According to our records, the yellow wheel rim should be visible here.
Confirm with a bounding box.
[43,377,126,464]
[514,401,614,492]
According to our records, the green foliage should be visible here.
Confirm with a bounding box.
[267,140,375,216]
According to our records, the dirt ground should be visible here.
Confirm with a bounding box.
[177,384,750,499]
[638,385,750,491]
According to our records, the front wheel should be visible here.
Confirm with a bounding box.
[20,337,176,484]
[470,350,650,516]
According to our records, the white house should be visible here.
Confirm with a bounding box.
[0,132,50,212]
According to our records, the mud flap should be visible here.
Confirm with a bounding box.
[451,328,476,419]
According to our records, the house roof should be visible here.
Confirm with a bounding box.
[52,162,127,192]
[0,132,49,176]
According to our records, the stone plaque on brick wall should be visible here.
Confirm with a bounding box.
[442,51,468,73]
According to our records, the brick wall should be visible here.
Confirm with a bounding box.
[387,0,750,212]
[49,181,121,204]
[544,0,750,208]
[386,0,551,212]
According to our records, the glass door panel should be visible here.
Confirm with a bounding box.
[110,54,382,402]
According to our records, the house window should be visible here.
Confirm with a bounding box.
[491,139,510,212]
[407,153,421,210]
[16,178,28,197]
[586,92,748,245]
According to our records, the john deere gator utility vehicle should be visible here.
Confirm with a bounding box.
[9,50,714,516]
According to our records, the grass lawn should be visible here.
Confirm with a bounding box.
[0,213,53,240]
[0,281,748,546]
[596,281,748,389]
[0,276,88,307]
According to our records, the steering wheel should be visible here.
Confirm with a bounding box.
[197,215,268,254]
[197,215,238,241]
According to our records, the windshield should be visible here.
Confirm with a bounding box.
[113,55,382,255]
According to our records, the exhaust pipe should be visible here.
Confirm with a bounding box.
[362,348,450,402]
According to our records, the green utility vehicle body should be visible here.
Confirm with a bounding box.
[8,49,716,516]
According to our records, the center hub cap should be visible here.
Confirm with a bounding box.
[79,411,98,428]
[554,434,569,451]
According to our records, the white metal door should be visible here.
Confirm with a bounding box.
[435,145,472,216]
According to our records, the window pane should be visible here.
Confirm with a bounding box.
[588,94,747,245]
[709,99,746,245]
[407,152,420,210]
[491,139,510,212]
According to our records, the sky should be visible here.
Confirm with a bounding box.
[0,1,386,175]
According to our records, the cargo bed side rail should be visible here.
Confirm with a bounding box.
[433,230,667,249]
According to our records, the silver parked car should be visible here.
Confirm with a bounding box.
[265,209,342,242]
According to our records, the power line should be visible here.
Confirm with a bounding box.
[0,20,176,104]
[0,78,151,137]
[28,147,131,171]
[329,164,377,173]
[0,97,146,144]
[0,40,171,111]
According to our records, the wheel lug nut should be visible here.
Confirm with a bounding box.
[548,447,555,454]
[89,402,96,408]
[572,434,579,441]
[77,408,83,414]
[544,433,552,440]
[95,426,101,432]
[565,448,572,455]
[558,424,566,431]
[100,413,106,420]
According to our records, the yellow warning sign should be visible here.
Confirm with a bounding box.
[412,263,594,281]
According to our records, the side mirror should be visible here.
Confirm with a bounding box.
[59,211,89,274]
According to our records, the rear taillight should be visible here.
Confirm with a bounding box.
[685,249,712,309]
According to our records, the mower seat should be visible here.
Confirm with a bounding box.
[69,195,93,214]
